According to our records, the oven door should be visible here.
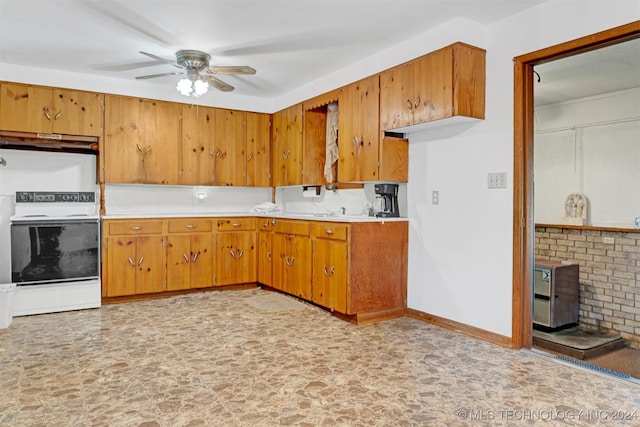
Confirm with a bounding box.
[10,218,100,285]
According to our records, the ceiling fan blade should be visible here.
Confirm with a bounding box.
[205,65,256,75]
[203,75,235,92]
[139,51,182,69]
[135,72,184,80]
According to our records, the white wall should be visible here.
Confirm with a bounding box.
[534,88,640,227]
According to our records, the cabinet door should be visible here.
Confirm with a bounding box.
[166,234,192,291]
[134,235,166,294]
[214,108,246,186]
[272,104,303,186]
[412,46,453,124]
[215,232,237,286]
[271,233,287,292]
[246,112,271,187]
[312,239,348,313]
[287,235,312,300]
[106,236,137,297]
[0,83,52,133]
[103,95,144,183]
[234,231,256,284]
[52,88,103,136]
[180,104,215,185]
[338,75,380,182]
[189,233,214,288]
[141,99,181,184]
[258,230,273,286]
[379,61,414,131]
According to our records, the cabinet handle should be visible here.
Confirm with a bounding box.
[138,256,144,265]
[209,149,215,157]
[352,136,358,148]
[130,226,142,231]
[325,229,333,235]
[192,252,199,262]
[405,99,413,110]
[236,249,243,259]
[44,110,52,121]
[287,234,295,240]
[414,96,421,109]
[216,150,222,158]
[262,222,269,228]
[289,256,295,266]
[247,153,254,161]
[232,223,241,227]
[230,249,236,258]
[282,150,290,159]
[54,111,62,120]
[267,251,272,261]
[185,224,196,229]
[127,257,135,266]
[285,255,290,266]
[136,144,143,152]
[145,146,152,154]
[323,265,335,276]
[183,254,190,263]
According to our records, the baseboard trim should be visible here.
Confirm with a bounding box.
[406,308,513,348]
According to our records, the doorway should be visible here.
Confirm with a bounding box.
[511,21,640,351]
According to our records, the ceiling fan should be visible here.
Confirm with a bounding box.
[135,50,256,95]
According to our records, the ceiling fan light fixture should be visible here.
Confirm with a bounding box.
[176,76,209,97]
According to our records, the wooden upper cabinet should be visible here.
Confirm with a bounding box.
[272,103,303,186]
[213,108,247,186]
[180,104,215,186]
[380,42,485,131]
[103,94,180,184]
[246,112,271,187]
[0,82,103,136]
[338,75,381,182]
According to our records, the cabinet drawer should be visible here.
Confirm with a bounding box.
[258,218,275,230]
[310,222,349,240]
[217,217,256,231]
[167,218,212,233]
[273,219,309,236]
[107,220,163,235]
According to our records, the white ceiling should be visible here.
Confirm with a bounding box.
[0,0,545,99]
[534,38,640,106]
[0,0,637,105]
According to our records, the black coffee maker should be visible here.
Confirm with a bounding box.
[373,183,399,217]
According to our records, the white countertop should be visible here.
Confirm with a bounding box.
[101,212,408,223]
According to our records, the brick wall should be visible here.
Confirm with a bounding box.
[535,226,640,349]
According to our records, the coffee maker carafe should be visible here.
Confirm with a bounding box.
[373,183,399,217]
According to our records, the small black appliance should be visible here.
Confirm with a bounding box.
[373,183,399,217]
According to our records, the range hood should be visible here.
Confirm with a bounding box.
[0,130,99,154]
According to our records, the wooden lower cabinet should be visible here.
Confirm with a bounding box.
[311,238,348,313]
[166,218,214,290]
[215,218,257,286]
[257,218,274,287]
[103,217,407,323]
[103,219,166,297]
[272,220,312,300]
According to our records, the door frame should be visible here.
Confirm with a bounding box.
[511,21,640,349]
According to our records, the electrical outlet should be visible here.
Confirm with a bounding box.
[603,237,615,244]
[432,190,439,205]
[488,172,507,189]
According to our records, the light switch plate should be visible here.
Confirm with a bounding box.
[488,172,507,189]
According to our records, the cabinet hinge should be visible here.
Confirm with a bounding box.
[105,240,108,249]
[377,160,381,167]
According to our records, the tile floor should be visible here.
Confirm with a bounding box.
[1,287,639,426]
